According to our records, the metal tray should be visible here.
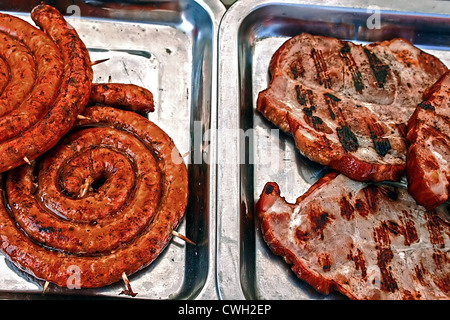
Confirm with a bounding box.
[216,0,450,299]
[0,0,224,299]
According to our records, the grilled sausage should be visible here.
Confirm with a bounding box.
[0,103,188,288]
[0,32,36,119]
[90,83,155,113]
[0,11,63,154]
[0,57,8,94]
[0,4,92,172]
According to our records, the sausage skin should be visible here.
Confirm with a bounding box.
[0,4,92,172]
[0,31,36,120]
[90,83,155,113]
[0,104,188,289]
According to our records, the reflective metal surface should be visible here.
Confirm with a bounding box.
[0,0,225,299]
[217,0,450,300]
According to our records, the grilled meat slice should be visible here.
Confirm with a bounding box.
[257,33,448,182]
[256,172,450,300]
[407,71,450,210]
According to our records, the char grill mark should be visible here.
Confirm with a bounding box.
[368,122,391,157]
[318,253,332,272]
[336,124,359,153]
[347,248,368,281]
[418,101,435,111]
[372,137,391,157]
[340,195,355,220]
[309,115,332,134]
[373,209,445,294]
[370,131,391,158]
[311,48,332,89]
[323,92,342,123]
[295,84,313,106]
[354,198,369,217]
[323,93,340,116]
[295,204,335,243]
[340,42,364,93]
[290,55,304,80]
[297,85,332,134]
[431,252,450,293]
[425,212,446,248]
[364,48,390,88]
[379,185,399,201]
[414,263,428,289]
[295,227,309,243]
[344,187,419,246]
[307,206,334,241]
[398,210,419,246]
[323,92,341,102]
[373,222,399,293]
[362,185,379,211]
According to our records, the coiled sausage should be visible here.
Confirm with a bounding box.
[90,83,154,113]
[0,100,188,288]
[0,4,92,172]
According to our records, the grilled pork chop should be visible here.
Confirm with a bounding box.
[407,71,450,210]
[257,33,448,182]
[256,172,450,300]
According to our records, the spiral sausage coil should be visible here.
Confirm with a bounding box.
[0,5,188,289]
[0,89,188,288]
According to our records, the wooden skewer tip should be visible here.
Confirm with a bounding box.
[79,176,93,198]
[119,272,137,297]
[23,156,32,166]
[91,58,110,66]
[182,149,193,158]
[77,114,90,120]
[42,280,50,296]
[172,230,196,245]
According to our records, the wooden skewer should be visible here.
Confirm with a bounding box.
[79,176,93,198]
[77,114,90,120]
[91,58,110,66]
[42,280,50,296]
[172,230,196,245]
[181,149,193,158]
[23,156,32,166]
[30,182,39,195]
[119,272,137,297]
